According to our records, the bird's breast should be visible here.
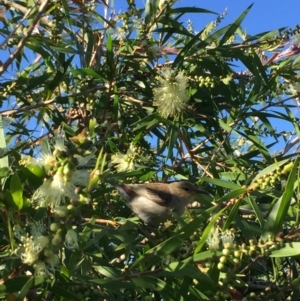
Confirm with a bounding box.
[127,196,171,224]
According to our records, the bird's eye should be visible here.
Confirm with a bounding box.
[184,187,190,191]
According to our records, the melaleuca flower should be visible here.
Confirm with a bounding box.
[153,67,189,118]
[23,130,95,208]
[38,138,58,169]
[291,34,300,47]
[220,230,235,247]
[111,143,150,172]
[64,229,79,250]
[33,260,50,276]
[33,167,89,207]
[13,222,49,266]
[19,131,66,170]
[111,143,137,172]
[19,130,95,208]
[13,222,59,277]
[44,250,59,271]
[111,153,135,172]
[52,131,67,153]
[206,227,220,250]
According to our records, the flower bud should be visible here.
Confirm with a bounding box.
[65,229,79,250]
[54,206,68,218]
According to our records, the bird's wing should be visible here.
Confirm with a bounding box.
[129,184,173,207]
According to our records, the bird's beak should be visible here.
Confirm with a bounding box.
[196,188,210,195]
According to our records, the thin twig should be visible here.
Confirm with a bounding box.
[0,0,50,75]
[0,86,106,117]
[83,218,123,227]
[110,268,163,282]
[0,97,56,116]
[0,2,34,49]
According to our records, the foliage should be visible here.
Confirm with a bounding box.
[0,0,300,300]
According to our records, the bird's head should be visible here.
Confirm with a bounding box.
[169,181,208,203]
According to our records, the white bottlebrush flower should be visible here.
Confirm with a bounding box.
[74,152,95,167]
[33,171,79,207]
[19,155,39,166]
[33,260,50,276]
[220,230,235,247]
[206,227,220,250]
[149,46,163,58]
[111,143,146,172]
[52,130,67,153]
[44,251,59,271]
[111,153,133,172]
[33,166,90,208]
[153,67,189,118]
[38,138,57,168]
[70,169,90,186]
[29,221,45,237]
[291,34,300,47]
[288,81,300,96]
[64,229,79,250]
[21,130,70,170]
[22,129,94,208]
[13,222,49,266]
[19,236,42,265]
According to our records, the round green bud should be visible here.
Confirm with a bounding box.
[52,234,62,246]
[53,149,61,157]
[219,255,227,264]
[54,206,68,218]
[222,248,231,256]
[233,258,240,266]
[234,250,241,258]
[44,248,54,257]
[50,223,60,232]
[67,204,75,211]
[217,262,227,272]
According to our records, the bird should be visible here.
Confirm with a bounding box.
[108,181,209,225]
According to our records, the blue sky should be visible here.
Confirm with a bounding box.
[113,1,300,34]
[184,1,300,33]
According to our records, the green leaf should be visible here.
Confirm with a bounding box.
[160,261,215,289]
[10,174,23,210]
[0,276,45,294]
[217,188,247,204]
[170,7,217,15]
[220,4,253,45]
[192,250,222,263]
[51,282,83,301]
[262,158,299,240]
[71,68,108,81]
[46,55,74,99]
[269,242,300,257]
[144,0,159,25]
[223,198,242,230]
[0,167,10,178]
[15,277,35,301]
[106,34,114,81]
[131,276,181,300]
[166,122,179,160]
[93,265,122,278]
[201,177,242,190]
[0,117,8,179]
[194,207,227,253]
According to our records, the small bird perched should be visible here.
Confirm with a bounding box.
[109,181,208,225]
